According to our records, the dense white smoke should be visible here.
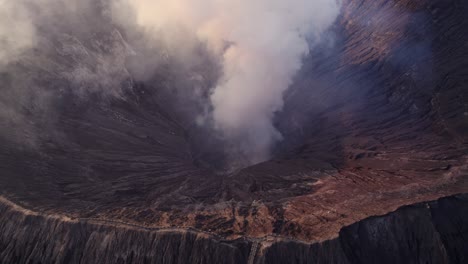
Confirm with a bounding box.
[0,0,341,164]
[118,0,341,163]
[0,0,36,66]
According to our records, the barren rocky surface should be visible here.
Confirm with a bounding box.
[0,0,467,263]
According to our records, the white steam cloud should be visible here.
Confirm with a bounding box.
[0,0,341,165]
[120,0,341,163]
[0,0,36,66]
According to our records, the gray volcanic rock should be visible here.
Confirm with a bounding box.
[0,0,467,263]
[0,198,251,264]
[1,194,467,263]
[258,194,468,264]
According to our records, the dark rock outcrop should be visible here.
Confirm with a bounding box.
[1,194,467,263]
[0,198,251,264]
[260,194,468,264]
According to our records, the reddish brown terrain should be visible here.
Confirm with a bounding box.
[0,0,467,263]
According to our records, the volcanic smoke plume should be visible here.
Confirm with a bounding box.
[0,0,341,166]
[116,0,341,164]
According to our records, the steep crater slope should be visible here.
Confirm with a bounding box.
[0,0,467,262]
[1,193,467,263]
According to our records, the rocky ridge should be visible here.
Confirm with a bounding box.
[1,194,467,263]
